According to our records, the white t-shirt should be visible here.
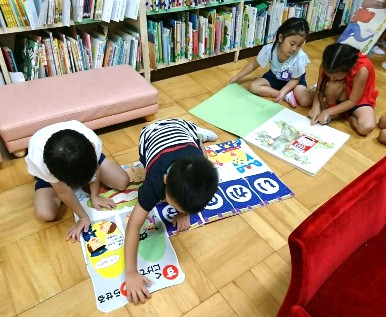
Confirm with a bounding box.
[25,120,102,184]
[257,43,310,80]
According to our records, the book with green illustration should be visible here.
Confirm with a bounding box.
[189,84,350,176]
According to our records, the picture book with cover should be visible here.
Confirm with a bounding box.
[337,0,386,54]
[74,163,185,313]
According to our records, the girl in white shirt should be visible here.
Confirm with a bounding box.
[229,17,313,108]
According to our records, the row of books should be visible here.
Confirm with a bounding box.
[306,0,339,32]
[147,0,232,12]
[286,2,309,20]
[147,0,291,68]
[0,23,141,84]
[148,5,242,66]
[0,0,139,29]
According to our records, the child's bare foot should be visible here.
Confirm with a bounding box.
[378,129,386,145]
[378,116,386,129]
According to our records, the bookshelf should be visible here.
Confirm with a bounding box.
[139,0,350,81]
[0,0,357,84]
[0,0,145,84]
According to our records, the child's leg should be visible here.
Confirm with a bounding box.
[99,158,130,191]
[325,80,346,106]
[349,106,376,136]
[35,187,61,221]
[249,78,279,98]
[293,85,313,108]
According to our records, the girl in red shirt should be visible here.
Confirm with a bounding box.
[309,43,378,136]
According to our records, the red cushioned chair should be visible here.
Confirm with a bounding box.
[277,156,386,317]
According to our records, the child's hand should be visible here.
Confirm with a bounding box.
[173,213,191,234]
[125,271,152,304]
[67,216,91,242]
[316,110,331,125]
[275,91,286,103]
[309,107,321,125]
[91,195,116,210]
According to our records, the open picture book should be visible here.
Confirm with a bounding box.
[190,84,350,176]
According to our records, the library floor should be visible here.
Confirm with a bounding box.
[1,36,386,317]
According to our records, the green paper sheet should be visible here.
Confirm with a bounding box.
[189,83,283,137]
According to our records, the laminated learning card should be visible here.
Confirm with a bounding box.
[74,162,185,313]
[155,139,294,237]
[337,0,386,54]
[189,83,350,176]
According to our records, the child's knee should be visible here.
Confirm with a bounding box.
[356,122,376,136]
[296,91,312,108]
[35,208,57,222]
[116,173,130,191]
[248,82,260,94]
[326,81,345,99]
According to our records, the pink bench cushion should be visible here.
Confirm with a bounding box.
[0,65,158,150]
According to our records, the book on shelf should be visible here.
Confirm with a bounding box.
[0,67,5,85]
[0,46,11,84]
[0,7,7,28]
[14,33,41,80]
[0,0,18,27]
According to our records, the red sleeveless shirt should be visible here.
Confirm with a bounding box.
[345,52,378,107]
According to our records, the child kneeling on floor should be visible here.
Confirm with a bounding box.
[25,120,130,242]
[309,43,378,136]
[124,118,219,304]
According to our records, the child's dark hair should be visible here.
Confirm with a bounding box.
[166,156,218,214]
[272,17,310,56]
[43,129,97,189]
[322,43,359,74]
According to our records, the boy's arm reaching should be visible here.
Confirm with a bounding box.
[124,202,153,304]
[229,59,259,84]
[51,182,91,242]
[89,167,116,210]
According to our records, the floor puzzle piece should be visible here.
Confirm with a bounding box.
[244,171,294,204]
[75,164,185,313]
[154,139,294,237]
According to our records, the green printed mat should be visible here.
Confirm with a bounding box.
[189,83,283,137]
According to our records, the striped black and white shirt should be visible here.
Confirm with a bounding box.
[138,119,203,211]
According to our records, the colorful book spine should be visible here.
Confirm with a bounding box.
[0,0,18,27]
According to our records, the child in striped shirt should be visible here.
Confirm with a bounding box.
[124,118,219,304]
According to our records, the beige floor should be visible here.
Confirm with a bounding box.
[1,36,386,317]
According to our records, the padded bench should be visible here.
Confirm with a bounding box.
[0,64,158,157]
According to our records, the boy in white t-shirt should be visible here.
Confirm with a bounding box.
[25,120,130,242]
